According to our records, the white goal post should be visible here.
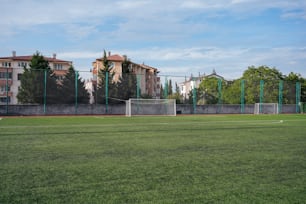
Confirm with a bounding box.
[126,99,176,117]
[254,103,279,114]
[299,102,306,113]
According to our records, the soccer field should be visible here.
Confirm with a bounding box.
[0,115,306,203]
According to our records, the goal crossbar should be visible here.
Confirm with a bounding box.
[254,103,279,114]
[126,99,176,117]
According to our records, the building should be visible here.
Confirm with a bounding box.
[0,51,72,104]
[92,52,160,100]
[179,69,225,100]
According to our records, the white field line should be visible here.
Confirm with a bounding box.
[0,119,303,129]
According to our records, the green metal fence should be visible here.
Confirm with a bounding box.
[0,68,303,115]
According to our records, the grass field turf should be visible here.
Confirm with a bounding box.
[0,114,306,203]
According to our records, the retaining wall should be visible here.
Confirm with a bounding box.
[0,104,299,116]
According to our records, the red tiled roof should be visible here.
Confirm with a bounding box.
[97,54,124,62]
[107,54,124,62]
[0,55,71,63]
[133,62,158,70]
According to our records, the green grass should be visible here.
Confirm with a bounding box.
[0,114,306,203]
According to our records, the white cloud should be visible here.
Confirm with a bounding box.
[60,46,306,79]
[58,51,102,59]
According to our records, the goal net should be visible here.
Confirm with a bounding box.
[254,103,279,114]
[299,102,306,113]
[126,99,176,117]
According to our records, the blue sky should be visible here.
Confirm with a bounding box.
[1,0,306,80]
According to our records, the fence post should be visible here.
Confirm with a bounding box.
[43,69,47,114]
[192,79,196,114]
[296,82,301,113]
[240,79,245,114]
[137,74,141,99]
[218,78,222,113]
[164,76,168,99]
[278,80,283,113]
[6,68,9,115]
[259,80,264,114]
[105,71,109,113]
[75,71,78,114]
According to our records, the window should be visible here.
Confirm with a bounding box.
[53,64,63,70]
[18,73,22,80]
[0,72,12,79]
[1,62,11,67]
[0,86,10,92]
[18,62,27,68]
[0,97,10,103]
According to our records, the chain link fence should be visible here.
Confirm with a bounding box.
[0,69,303,115]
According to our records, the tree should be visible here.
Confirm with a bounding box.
[284,72,306,103]
[58,66,90,104]
[17,51,58,104]
[168,79,173,95]
[241,66,283,103]
[198,77,221,104]
[93,51,137,104]
[160,84,164,99]
[223,80,241,104]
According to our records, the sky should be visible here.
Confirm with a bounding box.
[1,0,306,81]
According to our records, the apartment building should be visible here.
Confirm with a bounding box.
[0,51,72,104]
[179,69,225,100]
[92,52,160,99]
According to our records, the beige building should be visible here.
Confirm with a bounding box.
[0,51,72,104]
[92,52,160,99]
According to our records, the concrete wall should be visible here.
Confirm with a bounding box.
[0,104,300,116]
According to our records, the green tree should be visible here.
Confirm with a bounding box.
[160,84,164,99]
[58,66,90,104]
[241,66,283,103]
[168,79,173,95]
[284,72,306,104]
[93,51,137,104]
[223,80,241,104]
[198,77,221,104]
[17,51,58,104]
[168,82,182,104]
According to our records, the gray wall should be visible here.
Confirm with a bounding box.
[0,104,299,116]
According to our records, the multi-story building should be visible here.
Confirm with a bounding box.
[0,51,72,104]
[92,52,160,99]
[179,69,225,100]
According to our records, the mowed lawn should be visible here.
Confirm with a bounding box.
[0,115,306,203]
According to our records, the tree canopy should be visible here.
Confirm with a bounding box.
[17,51,58,104]
[195,65,304,105]
[58,66,90,104]
[17,51,89,104]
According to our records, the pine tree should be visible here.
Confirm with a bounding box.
[58,66,90,104]
[17,51,58,104]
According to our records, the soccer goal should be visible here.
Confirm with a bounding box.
[126,99,176,117]
[254,103,279,114]
[299,102,306,113]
